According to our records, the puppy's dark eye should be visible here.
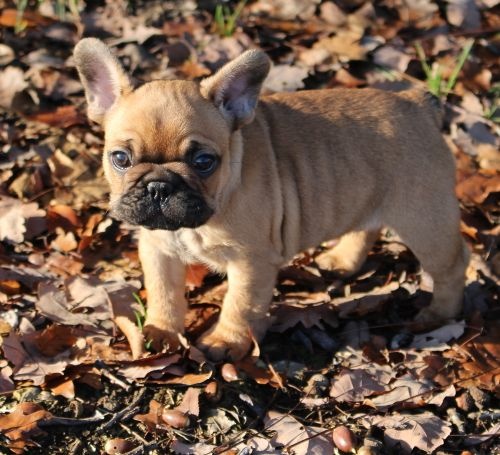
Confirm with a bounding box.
[191,153,218,176]
[110,149,132,170]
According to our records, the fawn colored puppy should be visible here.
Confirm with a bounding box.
[74,38,469,360]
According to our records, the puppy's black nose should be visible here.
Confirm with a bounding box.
[147,181,171,203]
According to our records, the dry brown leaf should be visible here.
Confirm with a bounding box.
[46,205,81,231]
[314,30,366,61]
[0,196,46,243]
[330,368,387,403]
[366,374,434,410]
[1,330,69,386]
[333,281,399,318]
[49,378,75,399]
[264,64,308,93]
[50,228,78,253]
[456,170,500,204]
[33,324,78,357]
[0,8,53,28]
[185,263,210,288]
[118,354,181,380]
[26,105,86,128]
[164,371,213,386]
[265,411,334,455]
[249,0,321,20]
[0,402,52,454]
[175,387,201,417]
[0,365,14,392]
[365,412,452,453]
[446,0,480,30]
[0,67,28,110]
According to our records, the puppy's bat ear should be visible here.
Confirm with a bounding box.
[73,38,132,124]
[200,50,271,130]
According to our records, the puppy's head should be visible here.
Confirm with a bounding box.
[73,38,270,230]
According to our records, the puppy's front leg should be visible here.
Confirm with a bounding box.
[139,234,187,352]
[198,259,278,361]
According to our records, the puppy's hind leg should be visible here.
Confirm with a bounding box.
[315,229,380,277]
[390,204,469,325]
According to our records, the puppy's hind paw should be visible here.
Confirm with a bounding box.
[197,323,252,362]
[143,323,181,353]
[315,251,362,278]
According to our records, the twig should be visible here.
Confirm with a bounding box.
[39,410,105,427]
[98,388,147,431]
[119,422,149,444]
[95,360,131,391]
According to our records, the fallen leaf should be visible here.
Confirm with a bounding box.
[367,374,434,410]
[175,387,200,417]
[0,8,53,28]
[171,440,217,455]
[118,354,181,380]
[185,263,210,288]
[26,105,85,128]
[250,0,321,20]
[0,67,28,110]
[330,368,387,403]
[0,402,52,454]
[271,302,338,333]
[50,228,78,252]
[373,46,412,73]
[33,324,78,357]
[333,281,399,318]
[266,411,334,455]
[446,0,481,30]
[1,330,69,386]
[0,196,46,243]
[264,64,308,93]
[365,412,452,453]
[164,371,213,386]
[315,30,366,61]
[411,321,465,350]
[464,421,500,447]
[0,365,14,392]
[456,171,500,205]
[49,378,75,399]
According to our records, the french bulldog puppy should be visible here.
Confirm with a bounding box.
[74,38,469,360]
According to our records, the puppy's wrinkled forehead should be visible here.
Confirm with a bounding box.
[105,80,230,159]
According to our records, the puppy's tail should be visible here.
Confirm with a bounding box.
[397,87,444,129]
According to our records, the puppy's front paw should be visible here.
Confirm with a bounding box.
[143,319,181,353]
[197,322,252,361]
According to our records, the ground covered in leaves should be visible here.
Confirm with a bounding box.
[0,0,499,454]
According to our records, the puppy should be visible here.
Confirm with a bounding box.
[74,38,469,360]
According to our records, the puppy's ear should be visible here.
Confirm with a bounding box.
[73,38,132,124]
[200,50,271,130]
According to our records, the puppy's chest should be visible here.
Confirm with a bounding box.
[154,229,232,272]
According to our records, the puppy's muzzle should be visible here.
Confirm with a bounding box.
[113,171,214,231]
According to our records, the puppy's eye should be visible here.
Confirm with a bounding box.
[110,149,132,170]
[191,153,218,176]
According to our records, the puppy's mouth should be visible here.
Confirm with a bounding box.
[112,174,213,231]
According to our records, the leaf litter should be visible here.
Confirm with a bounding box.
[0,0,499,453]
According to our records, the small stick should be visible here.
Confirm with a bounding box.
[95,360,131,391]
[40,410,106,427]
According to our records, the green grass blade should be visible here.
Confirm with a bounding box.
[445,39,474,94]
[415,42,432,79]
